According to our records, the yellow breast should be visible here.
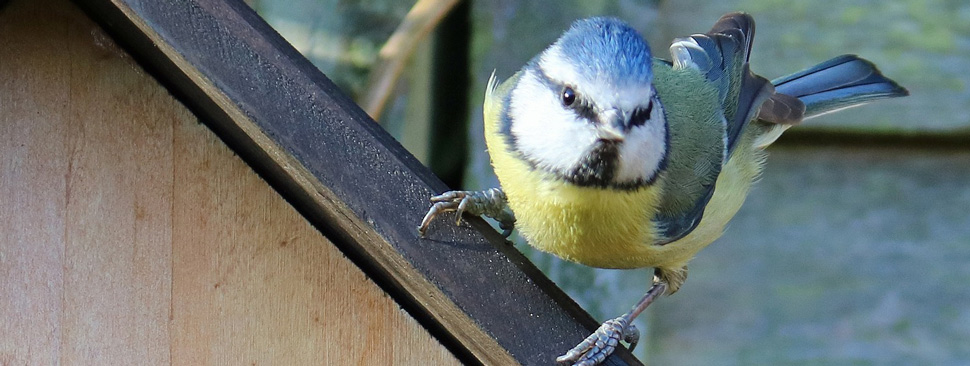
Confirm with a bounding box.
[488,140,665,268]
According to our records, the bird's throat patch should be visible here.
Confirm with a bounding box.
[566,140,620,188]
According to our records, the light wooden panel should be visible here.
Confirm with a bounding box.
[72,0,642,363]
[0,0,459,364]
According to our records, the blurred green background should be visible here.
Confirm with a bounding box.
[249,0,970,364]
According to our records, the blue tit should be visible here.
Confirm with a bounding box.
[418,12,907,366]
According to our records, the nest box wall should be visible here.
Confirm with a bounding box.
[0,0,646,364]
[0,0,459,364]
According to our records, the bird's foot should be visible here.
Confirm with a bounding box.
[556,279,667,366]
[556,317,639,366]
[417,188,515,237]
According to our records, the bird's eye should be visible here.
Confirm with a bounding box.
[630,100,654,127]
[561,87,576,106]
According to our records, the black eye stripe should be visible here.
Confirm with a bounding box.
[573,99,598,122]
[630,100,653,128]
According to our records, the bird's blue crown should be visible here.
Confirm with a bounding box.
[553,17,654,86]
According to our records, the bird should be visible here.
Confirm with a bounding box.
[417,12,908,366]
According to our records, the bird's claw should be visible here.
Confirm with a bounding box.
[556,317,639,366]
[417,188,515,237]
[417,191,471,236]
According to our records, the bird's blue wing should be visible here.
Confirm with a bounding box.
[654,13,774,244]
[670,12,775,155]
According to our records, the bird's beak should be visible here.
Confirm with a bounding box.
[597,110,626,142]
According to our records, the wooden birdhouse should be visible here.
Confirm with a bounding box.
[0,0,640,365]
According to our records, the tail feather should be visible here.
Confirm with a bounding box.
[772,55,908,119]
[753,55,908,148]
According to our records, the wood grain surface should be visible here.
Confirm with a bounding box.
[0,0,459,364]
[68,0,642,364]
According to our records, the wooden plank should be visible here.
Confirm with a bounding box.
[58,10,175,362]
[0,1,71,364]
[70,0,642,364]
[0,1,173,363]
[168,72,459,366]
[0,0,460,364]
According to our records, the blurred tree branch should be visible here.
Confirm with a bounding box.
[362,0,460,121]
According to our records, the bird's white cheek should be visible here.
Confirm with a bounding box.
[509,71,597,173]
[616,110,666,183]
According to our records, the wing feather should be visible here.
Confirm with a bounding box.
[655,13,775,243]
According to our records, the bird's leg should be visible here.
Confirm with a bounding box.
[556,275,668,366]
[417,188,516,237]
